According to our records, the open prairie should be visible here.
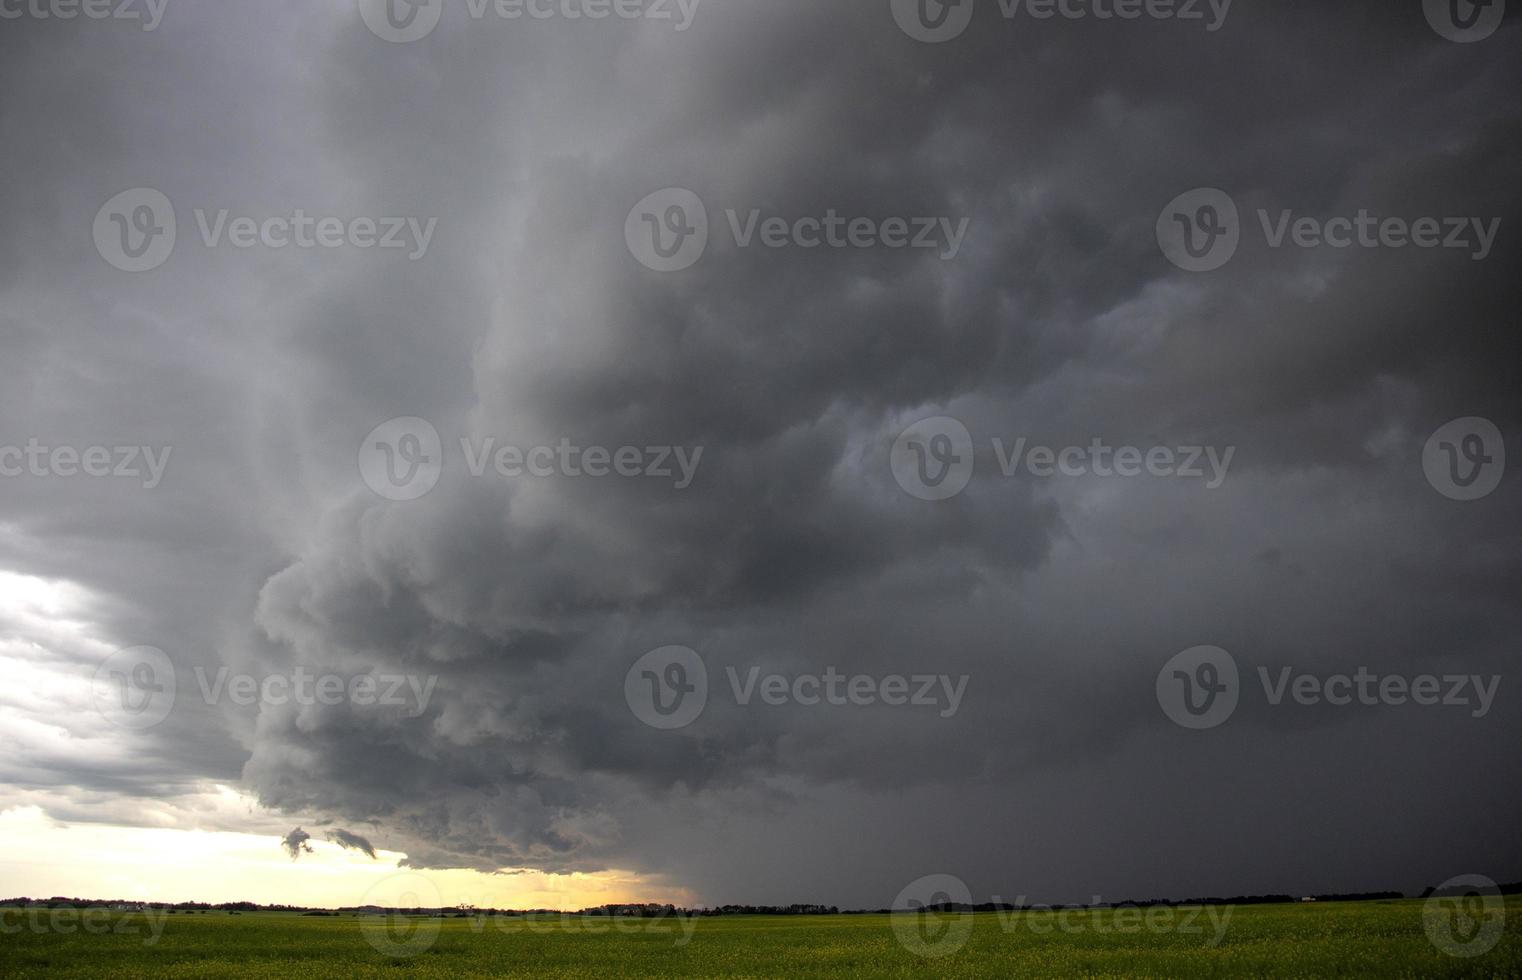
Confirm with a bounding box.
[3,898,1518,978]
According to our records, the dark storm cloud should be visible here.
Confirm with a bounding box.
[1,0,1518,907]
[327,828,378,859]
[281,827,313,860]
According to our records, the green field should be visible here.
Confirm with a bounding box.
[2,898,1518,978]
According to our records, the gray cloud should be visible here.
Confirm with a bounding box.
[326,829,378,860]
[1,0,1518,907]
[280,827,313,861]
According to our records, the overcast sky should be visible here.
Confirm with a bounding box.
[1,0,1519,909]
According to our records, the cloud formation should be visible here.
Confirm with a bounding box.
[326,829,379,860]
[1,0,1518,907]
[280,828,314,861]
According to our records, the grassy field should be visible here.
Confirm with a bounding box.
[2,898,1518,978]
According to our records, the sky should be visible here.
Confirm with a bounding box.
[0,0,1519,911]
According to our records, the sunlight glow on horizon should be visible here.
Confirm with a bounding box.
[0,806,692,911]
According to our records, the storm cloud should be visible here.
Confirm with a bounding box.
[1,0,1518,908]
[326,829,379,860]
[281,827,314,861]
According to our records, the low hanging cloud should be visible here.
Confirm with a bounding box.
[326,829,379,860]
[280,827,314,861]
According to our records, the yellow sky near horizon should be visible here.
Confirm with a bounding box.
[0,806,692,911]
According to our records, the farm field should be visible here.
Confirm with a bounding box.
[1,897,1518,978]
